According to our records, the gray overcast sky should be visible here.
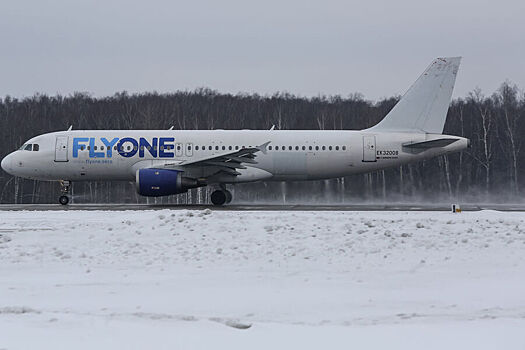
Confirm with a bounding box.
[1,0,524,101]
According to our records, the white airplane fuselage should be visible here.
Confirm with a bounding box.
[1,129,468,183]
[0,57,468,205]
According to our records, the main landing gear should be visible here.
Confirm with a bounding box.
[59,180,71,205]
[210,187,232,206]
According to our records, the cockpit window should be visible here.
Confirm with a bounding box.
[18,144,38,151]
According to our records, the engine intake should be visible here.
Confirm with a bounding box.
[135,168,202,197]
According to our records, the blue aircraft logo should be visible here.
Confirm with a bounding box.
[73,137,175,158]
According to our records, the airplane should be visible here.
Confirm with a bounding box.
[1,57,469,206]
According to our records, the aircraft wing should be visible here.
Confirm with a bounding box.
[158,141,270,177]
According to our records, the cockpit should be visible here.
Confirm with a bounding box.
[18,143,40,151]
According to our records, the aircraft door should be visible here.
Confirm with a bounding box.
[186,143,193,157]
[362,135,376,162]
[55,136,69,162]
[175,142,183,157]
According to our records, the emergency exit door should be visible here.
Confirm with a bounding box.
[362,135,376,162]
[55,136,69,162]
[175,142,183,157]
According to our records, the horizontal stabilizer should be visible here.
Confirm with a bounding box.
[403,138,458,149]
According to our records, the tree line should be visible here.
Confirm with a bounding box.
[0,82,523,204]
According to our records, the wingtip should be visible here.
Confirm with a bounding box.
[257,141,271,155]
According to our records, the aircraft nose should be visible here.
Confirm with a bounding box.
[1,153,13,174]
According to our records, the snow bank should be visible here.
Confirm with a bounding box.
[0,209,524,349]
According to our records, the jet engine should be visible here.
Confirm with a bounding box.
[135,168,202,197]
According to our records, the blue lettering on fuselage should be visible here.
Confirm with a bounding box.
[101,137,118,158]
[139,137,157,158]
[117,137,138,158]
[89,138,105,158]
[72,137,177,159]
[159,137,175,158]
[73,138,89,158]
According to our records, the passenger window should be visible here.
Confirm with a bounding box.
[302,146,306,151]
[342,146,347,150]
[229,146,232,150]
[188,145,192,150]
[288,146,292,151]
[235,146,239,150]
[322,146,326,150]
[269,146,272,150]
[81,146,85,151]
[33,144,39,151]
[222,146,226,150]
[295,146,299,150]
[275,146,279,151]
[24,144,32,151]
[335,146,339,150]
[114,146,117,150]
[209,146,213,150]
[94,146,98,150]
[309,146,312,151]
[329,146,332,151]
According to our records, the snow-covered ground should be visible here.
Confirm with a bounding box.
[1,209,524,349]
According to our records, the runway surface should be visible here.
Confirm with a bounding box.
[1,203,525,211]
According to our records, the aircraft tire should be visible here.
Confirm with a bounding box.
[59,195,69,205]
[224,190,232,204]
[210,190,227,206]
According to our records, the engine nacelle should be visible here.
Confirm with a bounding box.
[135,168,201,197]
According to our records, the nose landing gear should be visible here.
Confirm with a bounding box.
[59,180,71,205]
[210,187,232,206]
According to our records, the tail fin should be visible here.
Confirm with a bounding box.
[369,57,461,134]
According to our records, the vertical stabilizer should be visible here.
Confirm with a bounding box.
[369,57,461,134]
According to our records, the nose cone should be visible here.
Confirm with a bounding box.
[1,153,13,175]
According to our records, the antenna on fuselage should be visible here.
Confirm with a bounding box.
[269,125,275,130]
[67,125,72,131]
[168,126,174,130]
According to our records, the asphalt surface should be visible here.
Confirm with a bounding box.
[0,203,524,211]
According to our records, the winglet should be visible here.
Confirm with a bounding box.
[257,141,271,155]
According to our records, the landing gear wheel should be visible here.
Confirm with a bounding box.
[210,190,227,206]
[224,190,232,204]
[59,180,71,205]
[59,195,69,205]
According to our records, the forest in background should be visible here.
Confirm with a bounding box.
[0,82,523,204]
